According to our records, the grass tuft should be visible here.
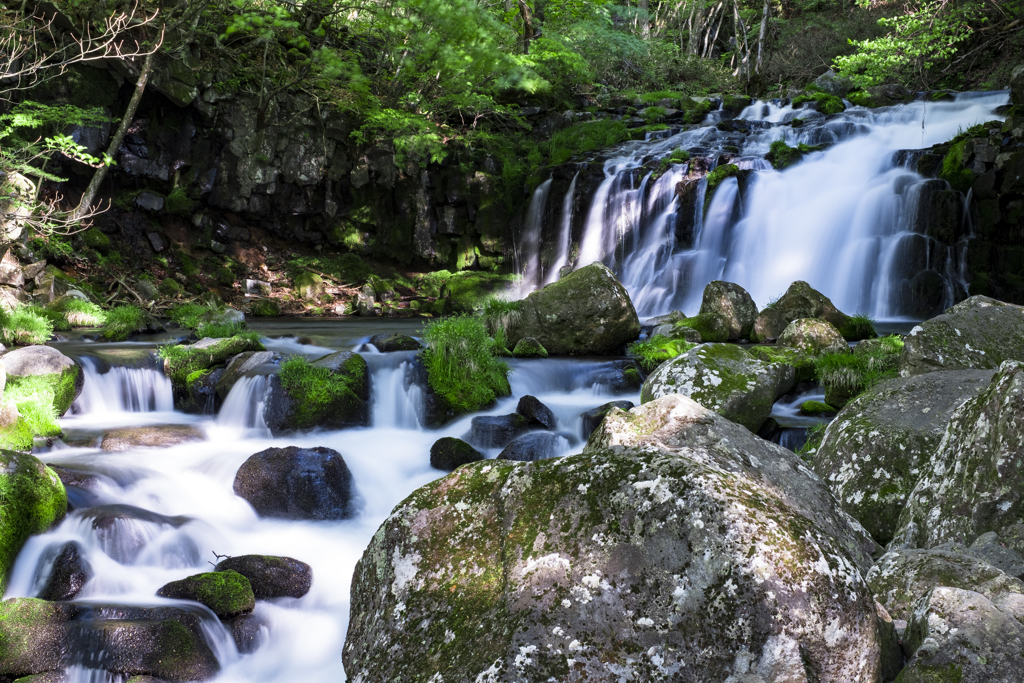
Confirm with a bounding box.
[0,306,54,345]
[422,316,511,414]
[102,305,146,341]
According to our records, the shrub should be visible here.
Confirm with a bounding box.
[627,335,696,372]
[422,315,511,414]
[0,306,54,345]
[102,305,146,341]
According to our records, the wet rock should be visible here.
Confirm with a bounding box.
[507,262,641,355]
[891,361,1024,549]
[233,446,357,520]
[589,359,643,393]
[811,369,994,545]
[515,395,556,430]
[752,280,852,341]
[900,586,1024,682]
[81,505,192,564]
[2,345,82,416]
[263,351,370,434]
[38,541,92,601]
[100,425,206,452]
[0,451,67,593]
[181,367,224,414]
[162,336,266,393]
[227,614,263,654]
[0,598,76,677]
[368,333,421,352]
[511,337,548,358]
[776,318,849,356]
[156,570,255,618]
[697,280,758,340]
[215,351,275,400]
[466,413,531,449]
[580,400,635,439]
[875,601,904,683]
[214,555,312,599]
[345,394,880,682]
[13,671,68,683]
[640,343,791,432]
[900,296,1024,376]
[429,437,484,472]
[496,431,567,461]
[867,546,1024,622]
[250,299,281,317]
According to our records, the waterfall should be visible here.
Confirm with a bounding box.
[551,91,1009,319]
[516,178,552,293]
[217,374,272,431]
[365,351,422,429]
[545,171,579,285]
[72,356,174,414]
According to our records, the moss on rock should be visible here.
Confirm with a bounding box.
[156,570,255,619]
[160,335,265,390]
[511,337,548,358]
[264,351,370,433]
[0,451,67,593]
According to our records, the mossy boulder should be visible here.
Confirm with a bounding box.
[900,296,1024,377]
[344,394,881,682]
[156,570,255,618]
[250,299,281,317]
[0,450,66,593]
[215,351,275,400]
[0,598,76,676]
[812,370,995,546]
[162,335,266,394]
[673,311,730,342]
[697,280,758,340]
[429,437,484,472]
[263,351,370,434]
[2,345,83,416]
[181,367,224,414]
[293,272,325,300]
[579,399,635,439]
[233,445,357,520]
[368,333,421,352]
[752,280,852,341]
[214,554,312,599]
[777,318,849,356]
[891,361,1024,550]
[748,345,817,383]
[507,263,640,355]
[82,228,110,254]
[640,343,792,432]
[159,278,183,296]
[799,400,836,416]
[511,337,548,358]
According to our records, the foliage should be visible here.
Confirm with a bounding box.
[285,253,371,285]
[422,315,511,413]
[101,305,146,341]
[481,297,522,342]
[766,139,802,170]
[48,298,106,328]
[815,334,904,398]
[838,313,877,341]
[548,119,630,165]
[940,139,975,192]
[627,335,696,372]
[1,375,62,446]
[0,306,54,345]
[706,164,739,192]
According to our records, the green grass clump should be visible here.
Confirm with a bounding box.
[278,354,365,427]
[0,306,54,345]
[196,321,247,338]
[637,90,682,104]
[169,303,211,330]
[792,92,845,115]
[170,303,251,338]
[422,315,511,414]
[815,334,904,401]
[482,297,522,343]
[548,119,630,166]
[839,313,877,341]
[641,106,668,123]
[51,298,106,327]
[1,375,63,450]
[102,305,146,341]
[627,335,696,372]
[766,140,803,170]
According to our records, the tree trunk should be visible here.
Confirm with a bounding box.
[517,0,533,54]
[755,0,769,74]
[72,50,155,221]
[639,0,650,38]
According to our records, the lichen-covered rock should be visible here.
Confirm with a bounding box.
[640,343,790,432]
[0,598,76,676]
[37,541,91,601]
[162,336,266,392]
[900,296,1024,376]
[579,400,634,439]
[697,280,758,340]
[2,346,82,416]
[507,263,641,355]
[516,395,556,430]
[511,337,548,358]
[156,570,255,618]
[0,450,66,593]
[900,586,1024,683]
[891,361,1024,550]
[429,437,484,472]
[214,555,312,599]
[967,531,1024,579]
[263,351,370,434]
[368,333,421,352]
[752,280,852,341]
[344,394,881,683]
[292,272,324,300]
[776,318,849,356]
[812,370,995,545]
[233,445,357,520]
[100,424,206,452]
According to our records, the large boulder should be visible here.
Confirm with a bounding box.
[900,296,1024,377]
[697,280,758,340]
[368,333,421,352]
[776,318,849,356]
[2,345,83,416]
[515,395,556,430]
[507,262,641,355]
[344,394,881,682]
[812,369,995,545]
[0,450,66,593]
[233,445,357,520]
[162,336,266,394]
[752,280,852,341]
[0,598,76,676]
[579,400,635,439]
[156,570,255,618]
[640,343,792,432]
[465,414,530,450]
[214,555,312,599]
[263,351,370,434]
[891,361,1024,550]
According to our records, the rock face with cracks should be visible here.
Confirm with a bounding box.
[344,395,881,683]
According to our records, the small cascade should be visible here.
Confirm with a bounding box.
[515,178,552,293]
[217,375,272,431]
[544,171,579,286]
[365,351,422,429]
[72,356,174,415]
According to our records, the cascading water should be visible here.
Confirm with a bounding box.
[519,91,1009,319]
[515,178,552,293]
[72,356,174,415]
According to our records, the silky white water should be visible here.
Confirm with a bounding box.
[517,91,1010,319]
[5,329,640,681]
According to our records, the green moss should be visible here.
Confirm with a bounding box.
[627,335,696,372]
[421,316,511,415]
[1,373,68,450]
[681,98,713,124]
[799,400,836,416]
[102,305,146,341]
[846,90,877,108]
[706,163,739,193]
[766,140,803,170]
[185,368,213,386]
[159,334,265,388]
[792,92,845,115]
[815,335,904,405]
[278,353,367,428]
[251,299,281,317]
[157,570,255,618]
[641,105,668,123]
[160,278,184,296]
[512,337,548,358]
[442,272,517,313]
[548,119,630,165]
[0,307,53,345]
[82,228,110,253]
[893,662,963,683]
[748,345,816,383]
[165,187,195,216]
[939,139,975,193]
[0,453,66,592]
[675,313,728,343]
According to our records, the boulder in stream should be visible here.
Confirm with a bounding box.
[429,437,484,472]
[38,541,92,601]
[156,570,255,618]
[216,350,275,400]
[368,333,421,352]
[496,431,567,461]
[181,367,224,415]
[162,335,266,393]
[506,262,641,355]
[2,345,83,416]
[466,413,531,449]
[511,336,548,358]
[228,613,264,654]
[579,399,635,439]
[0,450,67,593]
[697,280,758,340]
[776,317,849,356]
[515,395,556,430]
[751,280,853,341]
[0,598,77,676]
[345,394,881,682]
[263,351,370,434]
[233,446,357,520]
[214,554,312,599]
[100,425,206,452]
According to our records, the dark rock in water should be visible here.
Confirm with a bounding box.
[580,400,634,439]
[590,360,643,393]
[181,367,224,415]
[368,333,421,352]
[515,395,556,430]
[100,424,206,452]
[0,598,77,677]
[228,613,264,654]
[216,350,275,400]
[496,432,567,461]
[47,465,102,491]
[429,437,483,472]
[156,570,255,618]
[752,280,852,341]
[233,446,357,520]
[263,351,370,435]
[215,555,312,599]
[466,414,530,449]
[38,541,92,601]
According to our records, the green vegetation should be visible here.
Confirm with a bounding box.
[706,164,739,193]
[627,335,696,372]
[0,452,67,592]
[48,298,107,328]
[421,316,511,414]
[815,334,904,405]
[278,354,366,427]
[102,305,147,341]
[800,400,837,416]
[157,570,255,618]
[676,313,728,343]
[766,140,802,170]
[160,335,266,388]
[791,91,845,115]
[169,303,252,338]
[548,120,630,165]
[839,313,877,341]
[1,375,65,450]
[0,306,54,345]
[512,337,548,358]
[940,139,975,193]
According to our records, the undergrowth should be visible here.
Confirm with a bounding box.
[102,305,146,341]
[278,354,364,426]
[0,306,54,345]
